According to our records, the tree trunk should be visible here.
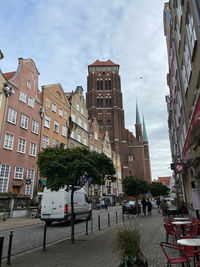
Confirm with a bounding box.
[71,188,75,243]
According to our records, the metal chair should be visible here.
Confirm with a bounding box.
[164,223,181,243]
[186,223,200,237]
[159,241,191,267]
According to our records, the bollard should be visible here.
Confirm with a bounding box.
[0,236,4,267]
[86,219,88,235]
[108,213,110,227]
[7,231,13,265]
[91,212,93,234]
[98,214,101,230]
[116,211,118,224]
[43,223,47,251]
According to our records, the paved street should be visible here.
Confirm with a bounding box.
[0,207,192,267]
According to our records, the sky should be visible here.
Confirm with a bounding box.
[0,0,172,181]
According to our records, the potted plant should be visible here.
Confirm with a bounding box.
[114,225,148,267]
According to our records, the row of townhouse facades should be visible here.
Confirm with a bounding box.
[163,0,200,217]
[0,56,123,202]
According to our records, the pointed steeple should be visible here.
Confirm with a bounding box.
[136,101,141,124]
[143,116,148,141]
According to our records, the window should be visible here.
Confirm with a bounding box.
[78,117,82,127]
[97,80,100,90]
[43,135,49,148]
[14,166,24,179]
[54,120,59,133]
[21,114,29,129]
[46,98,50,108]
[25,168,35,197]
[59,108,63,117]
[77,133,81,142]
[30,142,37,157]
[4,134,14,150]
[186,11,197,55]
[84,122,87,131]
[0,164,10,192]
[98,120,102,126]
[44,115,50,128]
[28,96,34,108]
[100,80,103,90]
[99,149,101,153]
[27,80,31,89]
[0,93,2,108]
[62,125,67,137]
[53,139,59,147]
[109,79,111,90]
[95,146,98,152]
[52,103,56,112]
[19,91,26,103]
[32,120,39,134]
[71,130,74,138]
[7,108,17,124]
[184,40,192,81]
[81,107,84,115]
[107,120,111,126]
[94,132,98,140]
[128,155,134,162]
[90,144,93,151]
[175,22,181,47]
[176,0,182,26]
[109,97,112,107]
[181,61,188,92]
[84,137,87,145]
[71,113,75,122]
[18,138,26,153]
[105,98,109,107]
[77,103,79,111]
[105,80,108,90]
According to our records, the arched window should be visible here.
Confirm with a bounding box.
[105,80,108,90]
[98,119,102,126]
[100,80,103,90]
[107,120,111,126]
[109,97,112,107]
[109,79,111,90]
[105,97,109,107]
[100,98,103,107]
[97,80,100,90]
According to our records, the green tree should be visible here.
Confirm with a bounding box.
[122,176,148,213]
[37,145,115,243]
[148,181,170,198]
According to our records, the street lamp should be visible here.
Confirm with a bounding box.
[3,85,15,97]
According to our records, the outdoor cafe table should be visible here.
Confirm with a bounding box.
[172,221,192,236]
[177,238,200,263]
[173,217,190,221]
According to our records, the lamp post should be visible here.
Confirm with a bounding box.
[0,84,15,148]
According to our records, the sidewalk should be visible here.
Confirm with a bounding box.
[1,208,174,267]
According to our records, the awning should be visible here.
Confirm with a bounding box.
[182,96,200,156]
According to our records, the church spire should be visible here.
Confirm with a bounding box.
[136,101,141,124]
[143,116,148,141]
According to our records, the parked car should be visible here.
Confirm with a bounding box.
[122,201,141,214]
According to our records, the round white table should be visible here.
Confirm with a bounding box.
[172,221,192,235]
[173,217,190,221]
[177,238,200,246]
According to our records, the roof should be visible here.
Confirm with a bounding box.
[143,116,148,141]
[3,72,16,80]
[136,102,141,124]
[89,59,119,67]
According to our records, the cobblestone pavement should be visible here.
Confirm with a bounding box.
[1,207,192,267]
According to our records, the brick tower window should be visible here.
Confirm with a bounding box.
[105,97,109,107]
[98,119,102,126]
[97,80,100,90]
[105,80,108,90]
[109,97,112,107]
[107,120,111,126]
[109,79,111,90]
[100,80,103,90]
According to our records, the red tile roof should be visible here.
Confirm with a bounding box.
[89,59,119,67]
[3,72,16,80]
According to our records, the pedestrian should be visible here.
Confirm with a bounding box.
[100,199,105,209]
[147,199,152,215]
[160,200,167,217]
[156,197,161,213]
[141,197,147,216]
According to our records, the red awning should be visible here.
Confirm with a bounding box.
[182,96,200,155]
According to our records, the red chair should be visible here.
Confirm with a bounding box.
[180,236,196,266]
[164,223,181,243]
[186,223,199,237]
[159,241,191,267]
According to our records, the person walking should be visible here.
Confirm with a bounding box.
[141,197,147,216]
[156,197,161,213]
[147,199,152,216]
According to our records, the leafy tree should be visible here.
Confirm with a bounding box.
[37,145,115,243]
[122,176,148,213]
[148,181,170,198]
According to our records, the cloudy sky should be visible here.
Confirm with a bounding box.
[0,0,172,180]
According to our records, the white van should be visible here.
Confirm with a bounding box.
[40,187,91,225]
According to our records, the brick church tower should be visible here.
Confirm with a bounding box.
[86,59,151,183]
